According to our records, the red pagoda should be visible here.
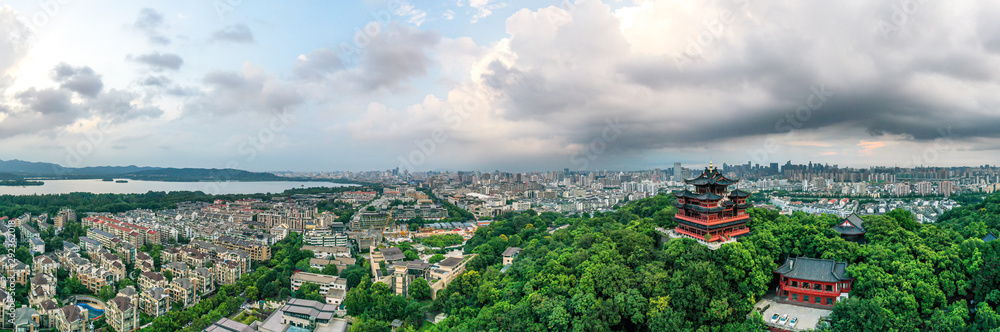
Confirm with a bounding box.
[672,163,752,242]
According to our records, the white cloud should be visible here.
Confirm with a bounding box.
[395,2,428,27]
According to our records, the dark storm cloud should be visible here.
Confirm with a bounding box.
[130,52,184,71]
[133,8,170,45]
[210,24,255,43]
[50,63,103,97]
[468,0,1000,160]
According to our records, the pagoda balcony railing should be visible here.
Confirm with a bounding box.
[675,213,749,225]
[779,281,848,296]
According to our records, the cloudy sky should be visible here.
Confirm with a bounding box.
[1,0,999,172]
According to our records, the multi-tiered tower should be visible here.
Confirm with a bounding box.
[672,163,752,242]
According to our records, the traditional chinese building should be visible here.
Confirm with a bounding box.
[672,163,752,242]
[831,213,866,243]
[774,257,854,307]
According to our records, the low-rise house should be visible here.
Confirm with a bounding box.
[206,318,256,332]
[502,247,522,266]
[63,241,81,253]
[309,257,356,273]
[290,272,348,303]
[302,245,352,259]
[257,299,347,332]
[29,237,45,254]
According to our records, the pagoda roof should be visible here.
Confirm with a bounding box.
[685,166,739,186]
[728,189,751,198]
[774,257,853,283]
[832,213,866,236]
[673,190,724,201]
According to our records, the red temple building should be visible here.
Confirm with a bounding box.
[774,257,854,306]
[672,163,752,242]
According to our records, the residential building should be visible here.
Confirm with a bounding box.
[163,262,190,279]
[53,305,89,332]
[190,267,215,295]
[215,260,244,286]
[390,260,430,296]
[169,278,197,308]
[139,287,170,317]
[14,306,41,332]
[29,238,45,254]
[105,296,139,332]
[139,272,166,290]
[32,255,59,274]
[214,236,271,261]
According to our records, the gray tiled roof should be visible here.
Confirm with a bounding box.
[832,213,866,236]
[774,257,853,283]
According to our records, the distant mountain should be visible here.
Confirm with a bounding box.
[124,168,285,182]
[0,159,282,181]
[0,159,159,177]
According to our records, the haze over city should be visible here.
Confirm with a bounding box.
[2,0,1000,172]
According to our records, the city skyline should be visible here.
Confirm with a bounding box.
[2,1,1000,172]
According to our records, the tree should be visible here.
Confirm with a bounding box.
[428,254,445,264]
[403,250,419,261]
[409,278,431,300]
[163,269,174,282]
[341,266,368,288]
[245,286,259,301]
[97,285,116,301]
[321,264,339,276]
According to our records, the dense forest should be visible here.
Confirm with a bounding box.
[340,192,1000,331]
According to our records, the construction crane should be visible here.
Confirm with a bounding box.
[377,207,394,243]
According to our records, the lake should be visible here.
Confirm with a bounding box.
[0,179,354,196]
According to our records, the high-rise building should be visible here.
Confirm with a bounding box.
[940,181,954,197]
[674,162,682,182]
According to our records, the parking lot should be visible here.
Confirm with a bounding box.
[753,298,832,331]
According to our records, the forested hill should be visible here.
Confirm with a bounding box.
[937,193,1000,238]
[350,192,1000,331]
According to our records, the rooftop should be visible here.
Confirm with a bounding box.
[774,257,853,283]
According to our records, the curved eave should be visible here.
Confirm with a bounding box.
[674,216,752,230]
